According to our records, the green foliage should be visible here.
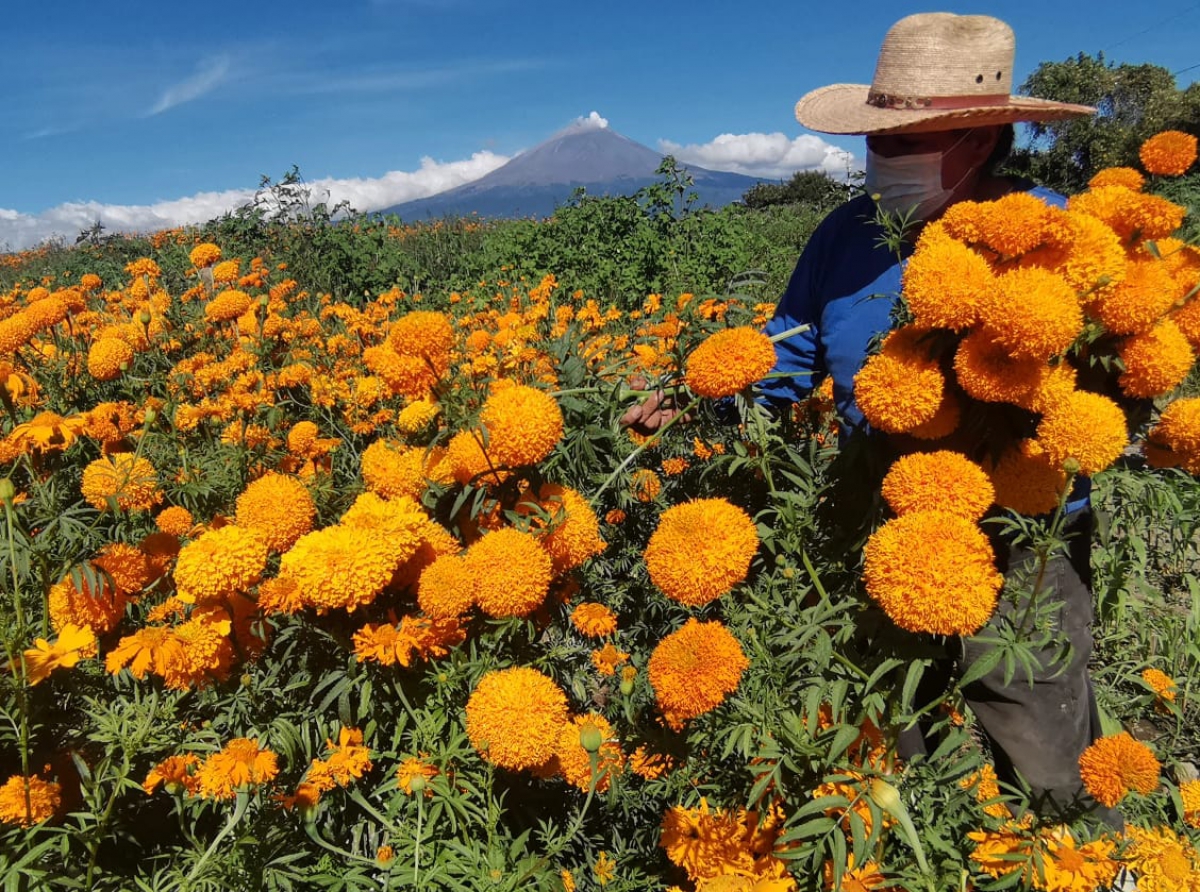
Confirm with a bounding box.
[741,170,851,213]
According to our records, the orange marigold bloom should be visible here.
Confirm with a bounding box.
[1093,258,1178,335]
[1142,667,1177,702]
[853,340,945,434]
[517,483,606,574]
[649,618,749,730]
[416,553,475,619]
[1118,318,1194,398]
[396,398,440,434]
[465,527,553,618]
[631,468,662,502]
[81,453,162,512]
[156,506,195,538]
[571,603,617,637]
[87,337,134,381]
[105,625,186,681]
[1040,833,1120,892]
[967,823,1036,881]
[280,525,395,612]
[286,420,319,456]
[978,266,1083,360]
[556,713,624,792]
[189,243,222,268]
[446,429,507,486]
[629,745,674,780]
[364,344,439,400]
[880,451,994,520]
[205,289,252,323]
[1146,397,1200,474]
[1121,824,1200,892]
[1139,130,1198,176]
[48,570,126,635]
[902,220,992,330]
[479,384,563,467]
[1089,167,1146,191]
[644,498,758,606]
[19,623,96,685]
[235,472,316,553]
[0,774,61,826]
[397,757,438,796]
[659,798,754,880]
[387,310,454,376]
[959,763,1011,819]
[307,727,372,791]
[196,738,280,800]
[1069,186,1186,243]
[986,439,1069,516]
[976,191,1062,257]
[143,754,201,795]
[684,326,777,398]
[591,643,629,676]
[174,525,268,605]
[1035,390,1128,476]
[465,666,570,771]
[1078,732,1161,807]
[862,510,1001,636]
[1181,779,1200,828]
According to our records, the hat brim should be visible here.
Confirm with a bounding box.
[794,84,1094,135]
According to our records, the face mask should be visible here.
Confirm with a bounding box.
[864,130,974,222]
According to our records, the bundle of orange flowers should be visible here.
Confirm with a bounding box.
[857,130,1200,636]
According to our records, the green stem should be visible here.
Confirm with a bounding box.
[2,497,32,819]
[413,791,424,889]
[303,822,379,866]
[590,406,690,506]
[185,790,249,886]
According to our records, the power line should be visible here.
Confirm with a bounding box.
[1104,1,1200,52]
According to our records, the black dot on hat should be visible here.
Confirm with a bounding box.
[996,71,1003,80]
[975,74,983,83]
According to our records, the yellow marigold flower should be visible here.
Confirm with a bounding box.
[571,603,617,637]
[822,854,886,892]
[210,259,239,284]
[556,713,624,792]
[8,410,86,453]
[684,326,776,398]
[156,506,195,538]
[286,421,318,455]
[1078,732,1161,808]
[853,336,945,434]
[397,756,438,796]
[591,643,629,676]
[629,745,674,780]
[1147,397,1200,474]
[338,484,432,572]
[446,429,507,486]
[1090,167,1146,191]
[19,623,96,685]
[1025,209,1127,302]
[645,498,758,606]
[1139,130,1198,176]
[388,310,454,374]
[281,525,395,612]
[80,272,102,290]
[659,799,752,880]
[1069,186,1186,243]
[880,451,994,520]
[631,468,662,502]
[465,527,553,618]
[1118,318,1194,398]
[967,823,1036,881]
[0,774,60,826]
[593,852,616,887]
[205,289,252,323]
[863,510,1001,636]
[1173,292,1200,348]
[364,344,440,400]
[143,754,200,795]
[416,553,475,618]
[479,383,563,467]
[1040,833,1119,892]
[1142,667,1177,702]
[81,453,162,512]
[397,398,440,434]
[901,220,992,330]
[127,257,162,279]
[196,738,279,800]
[986,440,1069,516]
[49,570,127,635]
[1029,362,1080,415]
[465,666,569,771]
[1181,779,1200,828]
[174,525,268,605]
[1121,824,1200,892]
[959,763,1011,819]
[0,312,36,354]
[189,243,222,268]
[105,625,184,680]
[649,619,749,730]
[978,267,1083,360]
[1093,258,1178,335]
[307,728,372,791]
[1035,390,1128,476]
[235,473,316,553]
[517,483,605,574]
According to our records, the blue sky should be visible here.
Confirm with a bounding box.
[2,0,1197,249]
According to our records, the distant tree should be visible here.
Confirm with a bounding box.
[1008,52,1200,193]
[742,170,850,212]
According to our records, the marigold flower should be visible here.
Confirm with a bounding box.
[105,625,186,681]
[196,738,279,800]
[629,745,674,780]
[18,623,97,685]
[959,763,1011,819]
[143,754,201,795]
[281,525,395,612]
[1035,390,1128,476]
[986,439,1069,516]
[1139,130,1198,176]
[465,666,570,771]
[1089,167,1146,191]
[396,398,440,434]
[571,603,618,637]
[156,506,195,538]
[649,619,749,730]
[49,570,126,635]
[853,344,945,434]
[591,643,629,676]
[189,243,222,268]
[1078,732,1161,807]
[902,220,992,329]
[1069,186,1186,243]
[465,527,553,618]
[205,289,253,323]
[1142,667,1177,702]
[659,799,753,880]
[1147,397,1200,474]
[81,453,162,512]
[1040,833,1120,892]
[286,420,319,456]
[87,337,134,381]
[517,483,606,574]
[1093,257,1179,335]
[307,727,372,791]
[397,756,438,796]
[8,411,86,453]
[479,383,563,467]
[364,344,439,400]
[446,429,507,486]
[1121,824,1200,892]
[174,525,268,605]
[414,553,475,618]
[1118,318,1194,398]
[1181,779,1200,828]
[631,468,662,502]
[645,498,759,606]
[556,713,624,792]
[661,457,689,476]
[388,310,454,376]
[978,266,1083,360]
[880,451,994,520]
[684,327,777,398]
[967,823,1036,881]
[0,774,60,826]
[862,510,1002,636]
[234,473,316,553]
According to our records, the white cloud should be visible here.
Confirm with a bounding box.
[0,151,509,253]
[147,55,232,116]
[576,111,609,130]
[658,132,857,180]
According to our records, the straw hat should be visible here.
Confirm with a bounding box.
[794,13,1094,135]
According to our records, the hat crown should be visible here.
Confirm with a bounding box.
[871,13,1015,100]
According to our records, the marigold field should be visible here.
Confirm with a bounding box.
[1,146,1200,892]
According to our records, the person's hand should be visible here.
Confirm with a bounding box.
[619,376,691,435]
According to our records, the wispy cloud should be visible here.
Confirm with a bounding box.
[0,151,509,252]
[146,55,232,116]
[658,132,857,180]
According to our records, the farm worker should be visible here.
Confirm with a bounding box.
[622,13,1124,829]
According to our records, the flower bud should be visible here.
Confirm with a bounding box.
[0,478,14,504]
[619,678,635,696]
[868,777,902,815]
[143,407,158,425]
[138,309,153,326]
[1062,457,1081,476]
[579,721,604,753]
[408,774,427,794]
